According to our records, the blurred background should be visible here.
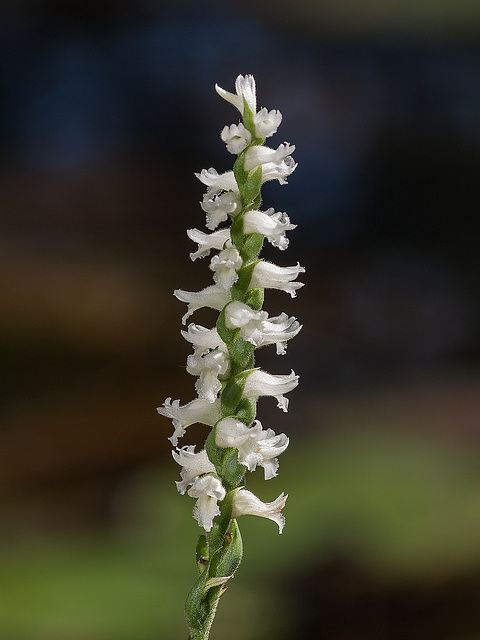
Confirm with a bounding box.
[1,1,480,638]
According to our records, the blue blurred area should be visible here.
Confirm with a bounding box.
[1,1,479,245]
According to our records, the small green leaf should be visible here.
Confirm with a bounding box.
[220,370,254,417]
[231,261,258,300]
[234,397,258,426]
[243,287,264,310]
[242,101,256,136]
[242,166,262,206]
[241,232,264,262]
[196,535,209,574]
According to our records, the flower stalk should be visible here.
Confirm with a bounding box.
[158,74,303,640]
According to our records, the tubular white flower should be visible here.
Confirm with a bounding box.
[254,108,282,138]
[172,446,217,494]
[215,74,256,115]
[187,228,231,261]
[210,246,243,290]
[224,302,301,354]
[188,474,226,532]
[158,397,222,446]
[244,143,295,173]
[224,300,268,346]
[200,190,241,230]
[221,123,252,154]
[241,369,299,412]
[216,417,289,480]
[186,348,230,403]
[243,208,296,251]
[181,324,227,353]
[174,285,231,324]
[232,489,288,533]
[196,168,239,197]
[250,261,305,298]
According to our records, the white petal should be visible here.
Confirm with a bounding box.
[172,446,216,494]
[215,74,257,115]
[158,397,222,445]
[181,324,227,352]
[188,474,226,532]
[215,416,251,448]
[210,247,243,290]
[221,123,252,154]
[244,143,295,173]
[232,489,288,533]
[250,261,305,298]
[243,208,296,251]
[187,228,231,261]
[174,285,231,323]
[195,168,239,195]
[254,108,282,138]
[242,369,299,411]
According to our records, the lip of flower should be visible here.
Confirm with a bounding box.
[209,246,243,290]
[187,348,231,403]
[188,474,226,532]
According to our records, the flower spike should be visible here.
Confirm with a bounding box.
[158,74,304,640]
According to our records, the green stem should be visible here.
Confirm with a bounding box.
[185,101,264,640]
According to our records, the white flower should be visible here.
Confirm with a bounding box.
[200,191,240,230]
[181,324,227,353]
[224,301,268,345]
[254,108,282,138]
[174,285,231,324]
[215,74,256,115]
[210,246,243,290]
[158,397,222,446]
[216,417,289,480]
[244,142,295,173]
[241,369,299,412]
[250,261,305,298]
[221,123,252,154]
[225,302,302,354]
[172,445,216,494]
[196,168,239,197]
[188,474,226,532]
[186,348,230,403]
[187,228,231,261]
[232,488,288,533]
[243,208,296,251]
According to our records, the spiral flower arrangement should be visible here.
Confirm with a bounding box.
[158,74,304,640]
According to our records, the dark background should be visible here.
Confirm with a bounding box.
[1,1,480,638]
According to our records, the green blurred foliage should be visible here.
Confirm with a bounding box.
[1,427,480,639]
